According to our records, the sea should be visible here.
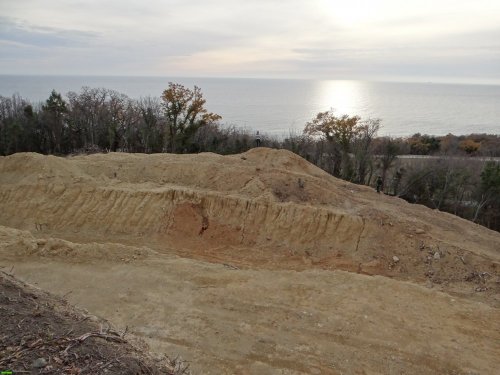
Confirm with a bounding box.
[1,75,499,137]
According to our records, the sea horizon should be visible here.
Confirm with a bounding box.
[3,73,500,86]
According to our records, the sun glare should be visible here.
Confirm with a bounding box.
[318,80,363,116]
[321,0,384,27]
[323,2,364,26]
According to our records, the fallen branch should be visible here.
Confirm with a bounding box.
[63,329,126,356]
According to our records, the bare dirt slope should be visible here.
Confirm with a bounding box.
[0,271,187,374]
[0,149,499,374]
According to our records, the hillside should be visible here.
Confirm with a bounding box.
[0,149,499,374]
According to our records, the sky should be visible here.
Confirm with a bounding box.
[1,0,500,83]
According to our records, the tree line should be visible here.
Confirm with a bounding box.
[1,84,499,231]
[0,84,223,155]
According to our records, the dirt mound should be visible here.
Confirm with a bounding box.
[1,151,499,304]
[0,226,154,264]
[1,150,499,373]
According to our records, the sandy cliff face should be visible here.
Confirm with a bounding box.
[1,149,499,374]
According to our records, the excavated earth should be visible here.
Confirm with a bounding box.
[0,149,499,374]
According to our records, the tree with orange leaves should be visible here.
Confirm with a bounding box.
[304,109,361,179]
[161,83,221,153]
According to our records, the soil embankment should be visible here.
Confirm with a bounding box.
[0,149,499,374]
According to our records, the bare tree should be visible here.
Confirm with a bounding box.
[352,118,381,184]
[137,96,164,153]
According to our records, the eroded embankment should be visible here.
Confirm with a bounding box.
[0,182,364,254]
[1,152,499,305]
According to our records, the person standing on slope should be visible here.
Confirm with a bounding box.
[376,176,383,194]
[255,131,261,147]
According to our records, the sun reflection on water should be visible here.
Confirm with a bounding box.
[317,80,365,116]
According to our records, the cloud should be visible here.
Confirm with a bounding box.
[0,1,499,82]
[0,17,99,48]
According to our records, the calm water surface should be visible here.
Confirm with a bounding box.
[1,75,499,136]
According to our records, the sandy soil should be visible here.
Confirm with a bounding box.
[0,149,499,374]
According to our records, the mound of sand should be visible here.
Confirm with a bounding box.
[1,149,499,374]
[1,150,498,302]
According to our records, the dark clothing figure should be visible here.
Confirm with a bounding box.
[376,176,383,193]
[393,170,402,196]
[255,131,261,147]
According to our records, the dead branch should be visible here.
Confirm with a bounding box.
[63,330,126,356]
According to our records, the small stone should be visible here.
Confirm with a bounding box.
[392,256,400,263]
[32,358,47,368]
[415,229,425,234]
[434,252,441,260]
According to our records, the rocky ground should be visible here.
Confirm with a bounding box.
[0,149,499,374]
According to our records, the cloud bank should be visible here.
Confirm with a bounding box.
[1,0,499,83]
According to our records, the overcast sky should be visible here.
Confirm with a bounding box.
[1,0,499,83]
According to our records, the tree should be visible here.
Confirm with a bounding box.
[458,139,480,154]
[304,109,361,179]
[42,90,67,153]
[440,133,459,155]
[408,133,440,155]
[67,87,108,151]
[137,96,164,153]
[104,90,136,152]
[161,83,221,153]
[304,110,360,150]
[378,137,400,188]
[0,94,35,155]
[474,162,500,225]
[352,118,380,184]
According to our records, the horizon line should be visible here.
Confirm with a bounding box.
[1,73,500,87]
